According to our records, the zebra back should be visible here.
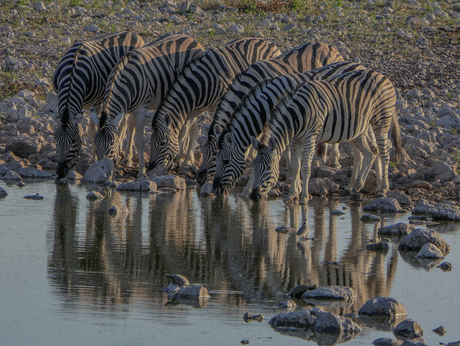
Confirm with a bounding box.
[98,33,205,128]
[53,31,144,123]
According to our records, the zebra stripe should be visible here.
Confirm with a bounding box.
[249,69,401,203]
[91,34,204,174]
[197,41,344,186]
[211,61,366,197]
[148,37,281,170]
[52,31,144,178]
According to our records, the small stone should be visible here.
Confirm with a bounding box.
[436,262,452,271]
[361,214,381,222]
[275,225,295,233]
[331,210,345,215]
[359,297,408,317]
[393,319,423,340]
[241,340,249,345]
[0,186,8,198]
[432,326,446,336]
[373,337,402,346]
[276,300,296,310]
[398,229,450,256]
[83,24,99,32]
[363,198,405,213]
[23,193,44,200]
[229,25,244,34]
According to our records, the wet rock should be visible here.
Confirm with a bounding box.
[23,193,43,200]
[398,229,450,256]
[16,182,26,188]
[151,175,186,190]
[2,170,22,180]
[446,342,460,346]
[308,178,339,196]
[313,310,361,335]
[415,242,444,259]
[432,326,446,336]
[400,340,426,346]
[199,182,213,197]
[387,190,412,205]
[378,223,414,236]
[243,312,264,323]
[108,204,129,215]
[276,300,296,310]
[275,225,295,233]
[436,262,452,271]
[66,171,82,181]
[269,307,320,329]
[241,340,249,345]
[85,191,104,200]
[5,135,42,158]
[373,338,402,346]
[412,199,460,221]
[367,240,389,252]
[302,286,354,302]
[18,167,53,179]
[0,186,8,198]
[363,198,406,213]
[331,209,345,215]
[116,180,157,192]
[168,284,210,300]
[361,214,382,222]
[82,157,114,184]
[393,319,423,340]
[359,297,408,317]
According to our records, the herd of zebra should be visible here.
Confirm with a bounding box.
[52,31,402,203]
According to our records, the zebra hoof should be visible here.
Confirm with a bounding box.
[122,160,134,168]
[376,191,386,198]
[330,163,342,169]
[350,192,362,201]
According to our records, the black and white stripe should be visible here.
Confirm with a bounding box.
[249,69,402,203]
[148,37,281,170]
[197,41,344,185]
[52,31,144,178]
[90,33,204,174]
[211,61,366,197]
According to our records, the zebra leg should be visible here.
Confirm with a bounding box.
[134,108,147,175]
[177,110,203,165]
[183,120,200,166]
[283,146,292,179]
[284,141,303,203]
[374,129,390,197]
[299,136,317,204]
[88,108,98,163]
[329,143,342,168]
[239,170,254,199]
[344,142,363,196]
[122,112,136,168]
[349,132,377,200]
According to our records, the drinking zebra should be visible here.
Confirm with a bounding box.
[52,31,144,178]
[196,41,344,186]
[148,37,281,171]
[249,69,402,203]
[89,33,205,175]
[211,61,366,198]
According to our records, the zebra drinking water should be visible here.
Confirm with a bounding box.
[90,33,205,175]
[52,31,144,178]
[148,37,281,171]
[211,62,367,198]
[196,41,344,186]
[249,69,402,203]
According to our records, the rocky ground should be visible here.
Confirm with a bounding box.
[0,0,460,206]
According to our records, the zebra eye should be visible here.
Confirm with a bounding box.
[160,140,167,146]
[223,159,230,166]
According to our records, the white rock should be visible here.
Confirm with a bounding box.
[33,2,46,11]
[82,157,114,183]
[415,242,445,259]
[229,25,244,34]
[83,24,99,32]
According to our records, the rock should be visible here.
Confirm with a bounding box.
[446,342,460,346]
[229,25,244,34]
[373,338,403,346]
[398,229,450,256]
[0,161,26,176]
[33,2,46,11]
[275,225,295,233]
[361,214,382,222]
[387,190,412,205]
[312,310,362,335]
[436,262,452,271]
[308,178,339,196]
[331,210,345,215]
[66,171,82,180]
[82,158,114,184]
[415,242,444,259]
[199,182,213,197]
[412,199,460,221]
[116,180,157,192]
[363,198,405,213]
[83,24,99,32]
[367,241,389,252]
[393,319,423,340]
[5,135,42,158]
[378,223,414,236]
[428,161,457,182]
[269,307,319,329]
[400,340,426,346]
[276,300,296,310]
[23,193,43,200]
[108,204,129,215]
[359,297,408,317]
[151,175,186,190]
[85,191,104,200]
[302,286,354,302]
[179,0,191,12]
[2,170,22,180]
[169,285,210,300]
[243,312,264,323]
[432,326,446,336]
[0,186,8,198]
[17,167,53,179]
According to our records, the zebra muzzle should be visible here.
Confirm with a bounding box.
[250,186,263,202]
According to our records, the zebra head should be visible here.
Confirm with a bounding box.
[250,136,280,202]
[148,112,177,171]
[212,131,245,197]
[91,109,124,164]
[53,109,83,179]
[197,124,222,186]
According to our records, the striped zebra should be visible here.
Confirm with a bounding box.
[148,37,281,171]
[52,31,144,178]
[196,41,344,186]
[249,69,402,203]
[89,33,205,175]
[211,61,366,198]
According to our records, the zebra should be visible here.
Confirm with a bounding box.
[52,31,144,179]
[148,37,281,171]
[89,33,205,175]
[248,69,402,203]
[196,41,344,186]
[211,61,367,198]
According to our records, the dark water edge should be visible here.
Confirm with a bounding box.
[0,180,459,346]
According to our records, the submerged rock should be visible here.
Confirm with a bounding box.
[378,223,415,236]
[393,319,423,340]
[276,300,297,310]
[359,297,408,317]
[23,193,44,200]
[363,198,406,213]
[367,240,389,252]
[398,229,450,256]
[313,310,362,335]
[373,337,403,345]
[269,307,320,329]
[361,214,381,222]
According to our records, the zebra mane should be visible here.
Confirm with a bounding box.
[258,123,271,146]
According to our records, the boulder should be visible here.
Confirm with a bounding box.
[2,170,22,180]
[302,286,355,302]
[398,229,450,255]
[363,198,405,213]
[82,158,114,184]
[116,180,157,192]
[151,175,186,190]
[378,223,414,236]
[308,178,339,196]
[387,190,412,205]
[415,242,445,259]
[5,135,42,158]
[17,167,53,179]
[373,338,402,346]
[313,310,362,335]
[0,161,27,176]
[269,307,320,329]
[359,297,408,317]
[412,199,460,221]
[393,319,423,340]
[428,161,457,182]
[361,214,382,222]
[0,186,7,198]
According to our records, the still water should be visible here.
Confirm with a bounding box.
[0,180,459,346]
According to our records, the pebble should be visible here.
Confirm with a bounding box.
[23,193,43,200]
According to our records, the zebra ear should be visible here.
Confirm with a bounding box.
[113,112,124,128]
[250,136,260,151]
[268,137,276,151]
[224,132,234,148]
[90,108,100,127]
[164,113,172,128]
[214,124,222,136]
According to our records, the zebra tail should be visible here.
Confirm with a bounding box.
[391,111,402,164]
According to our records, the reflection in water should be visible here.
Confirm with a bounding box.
[48,185,421,337]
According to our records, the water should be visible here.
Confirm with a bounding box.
[0,180,459,346]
